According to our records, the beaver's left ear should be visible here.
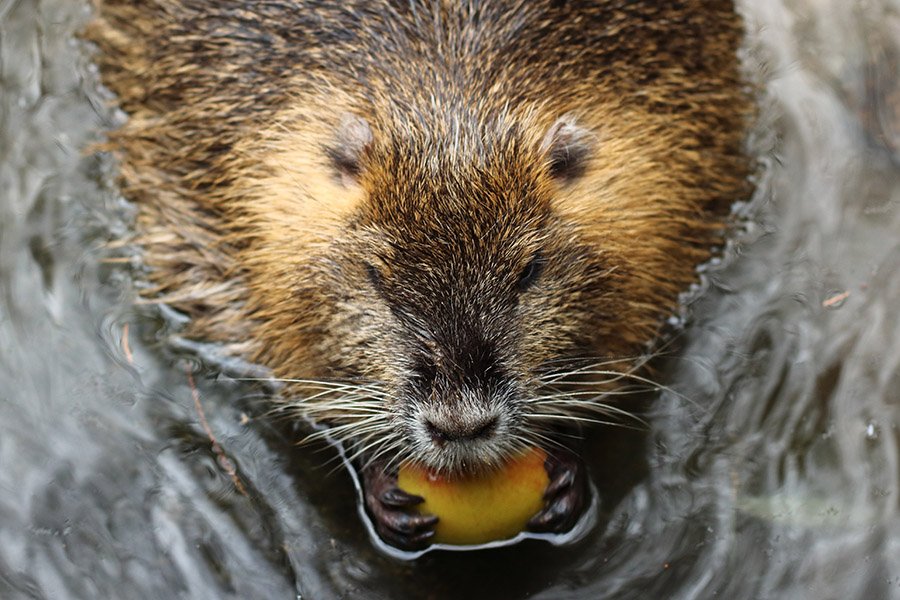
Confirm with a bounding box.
[327,113,373,187]
[540,115,594,182]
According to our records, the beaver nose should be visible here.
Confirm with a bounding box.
[424,415,498,444]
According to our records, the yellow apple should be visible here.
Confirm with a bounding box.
[397,447,549,546]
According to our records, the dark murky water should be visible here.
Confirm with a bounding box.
[1,0,899,598]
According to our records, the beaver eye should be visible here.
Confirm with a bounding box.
[517,253,544,291]
[365,262,384,290]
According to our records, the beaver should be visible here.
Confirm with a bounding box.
[87,0,751,550]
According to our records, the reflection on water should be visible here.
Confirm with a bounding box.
[1,0,898,598]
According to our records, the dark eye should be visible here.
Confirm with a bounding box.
[517,253,545,291]
[365,262,384,290]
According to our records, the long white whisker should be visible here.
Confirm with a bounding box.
[527,413,644,430]
[240,377,392,398]
[532,398,649,425]
[300,416,388,442]
[532,387,653,398]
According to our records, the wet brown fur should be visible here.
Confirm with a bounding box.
[87,1,751,470]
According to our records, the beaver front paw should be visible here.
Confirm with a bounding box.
[527,449,588,534]
[362,463,438,550]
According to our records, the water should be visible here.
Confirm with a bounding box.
[1,0,898,598]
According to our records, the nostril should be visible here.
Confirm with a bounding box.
[470,416,498,439]
[424,416,498,444]
[424,419,450,444]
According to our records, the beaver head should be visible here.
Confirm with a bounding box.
[235,103,709,475]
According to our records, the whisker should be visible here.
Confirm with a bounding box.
[300,416,388,443]
[532,386,654,397]
[518,428,568,452]
[527,413,644,430]
[361,438,406,473]
[382,441,417,474]
[237,377,392,398]
[532,398,649,425]
[264,401,380,422]
[537,366,698,409]
[299,404,388,416]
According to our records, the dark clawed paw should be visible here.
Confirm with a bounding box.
[362,464,437,550]
[528,449,588,534]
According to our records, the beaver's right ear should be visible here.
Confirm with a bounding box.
[327,113,373,187]
[540,115,594,182]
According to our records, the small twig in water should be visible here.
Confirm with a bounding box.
[121,323,134,365]
[822,290,850,308]
[187,365,248,497]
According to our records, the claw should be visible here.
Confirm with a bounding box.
[380,487,424,508]
[380,526,436,550]
[362,462,438,550]
[544,468,575,498]
[528,449,588,534]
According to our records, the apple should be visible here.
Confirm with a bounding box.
[397,447,549,545]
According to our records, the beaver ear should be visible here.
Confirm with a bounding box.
[540,115,593,181]
[328,113,373,186]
